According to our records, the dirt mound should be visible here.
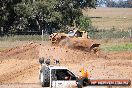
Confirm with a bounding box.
[0,42,39,59]
[38,44,98,64]
[0,42,40,84]
[59,38,95,51]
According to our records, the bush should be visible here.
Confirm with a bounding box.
[78,16,92,31]
[89,27,129,39]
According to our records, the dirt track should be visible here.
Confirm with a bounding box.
[0,42,131,88]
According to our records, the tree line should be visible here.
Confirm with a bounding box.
[97,0,132,8]
[0,0,96,35]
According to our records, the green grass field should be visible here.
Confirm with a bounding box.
[101,43,132,51]
[83,7,132,30]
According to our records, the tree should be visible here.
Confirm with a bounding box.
[127,0,132,8]
[0,0,22,35]
[0,0,97,35]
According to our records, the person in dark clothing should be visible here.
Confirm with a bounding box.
[56,70,71,80]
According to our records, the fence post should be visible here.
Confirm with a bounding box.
[42,30,44,41]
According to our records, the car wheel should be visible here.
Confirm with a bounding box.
[40,72,45,87]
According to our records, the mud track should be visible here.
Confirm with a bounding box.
[0,42,131,88]
[0,42,40,84]
[0,64,38,83]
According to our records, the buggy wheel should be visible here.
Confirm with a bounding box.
[40,70,50,87]
[40,72,45,87]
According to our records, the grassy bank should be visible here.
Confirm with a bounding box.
[101,43,132,51]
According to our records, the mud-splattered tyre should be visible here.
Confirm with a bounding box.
[77,84,83,88]
[77,77,91,88]
[40,72,49,87]
[77,82,83,88]
[40,72,44,87]
[76,78,83,88]
[40,66,50,87]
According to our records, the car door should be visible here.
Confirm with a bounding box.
[51,69,77,88]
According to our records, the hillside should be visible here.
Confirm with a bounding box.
[83,7,132,30]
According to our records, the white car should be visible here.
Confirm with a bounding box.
[39,65,77,88]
